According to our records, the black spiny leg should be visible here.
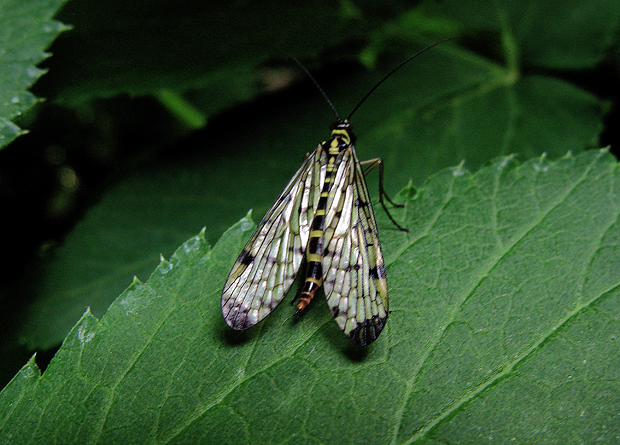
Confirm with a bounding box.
[360,158,409,232]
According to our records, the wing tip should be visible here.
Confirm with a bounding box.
[222,305,256,331]
[226,318,253,331]
[347,314,388,346]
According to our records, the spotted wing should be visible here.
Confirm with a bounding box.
[321,147,389,346]
[222,148,324,330]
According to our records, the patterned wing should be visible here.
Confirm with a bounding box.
[222,148,324,329]
[322,147,389,346]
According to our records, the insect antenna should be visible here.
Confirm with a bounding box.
[347,37,455,120]
[275,37,454,121]
[271,48,341,120]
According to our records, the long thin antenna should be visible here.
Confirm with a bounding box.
[272,48,341,120]
[347,37,455,120]
[273,37,454,121]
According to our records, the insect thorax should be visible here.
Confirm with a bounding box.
[324,119,356,152]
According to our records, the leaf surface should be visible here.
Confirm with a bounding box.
[1,149,619,444]
[0,0,69,150]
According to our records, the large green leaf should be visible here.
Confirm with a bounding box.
[0,0,69,150]
[1,149,618,443]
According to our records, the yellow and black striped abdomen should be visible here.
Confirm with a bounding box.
[295,121,354,313]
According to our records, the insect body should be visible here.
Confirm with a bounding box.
[221,39,451,346]
[222,119,394,346]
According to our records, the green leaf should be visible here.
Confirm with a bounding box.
[1,149,619,444]
[0,0,70,150]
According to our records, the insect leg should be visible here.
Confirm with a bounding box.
[360,158,409,232]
